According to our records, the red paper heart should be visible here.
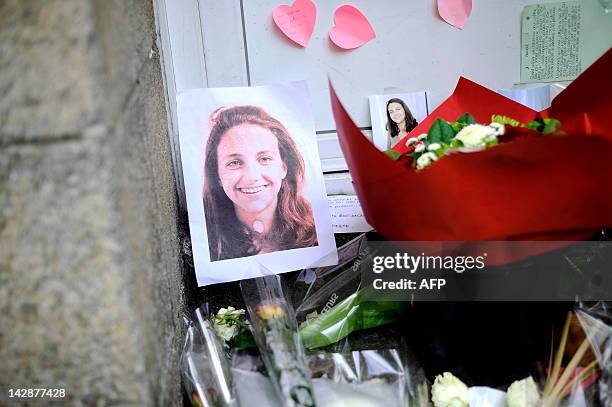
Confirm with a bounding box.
[272,0,317,47]
[329,5,376,50]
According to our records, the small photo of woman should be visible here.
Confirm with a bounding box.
[369,92,429,151]
[385,98,418,149]
[203,105,317,261]
[177,82,337,286]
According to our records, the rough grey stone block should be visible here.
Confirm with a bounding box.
[111,55,184,407]
[0,139,150,405]
[0,1,185,405]
[92,0,156,122]
[0,0,104,142]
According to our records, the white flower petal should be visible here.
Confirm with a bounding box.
[455,124,493,148]
[489,122,505,136]
[406,137,419,147]
[507,377,540,407]
[431,372,469,407]
[416,154,432,170]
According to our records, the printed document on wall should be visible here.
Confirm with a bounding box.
[520,0,612,83]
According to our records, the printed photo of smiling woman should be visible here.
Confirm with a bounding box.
[177,81,337,286]
[203,105,318,261]
[385,98,418,149]
[368,92,428,152]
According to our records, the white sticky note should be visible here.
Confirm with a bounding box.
[328,195,373,234]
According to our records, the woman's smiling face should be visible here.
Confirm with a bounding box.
[388,102,406,125]
[216,124,287,215]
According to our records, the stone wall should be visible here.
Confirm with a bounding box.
[0,1,185,405]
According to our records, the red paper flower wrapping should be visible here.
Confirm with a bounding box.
[330,50,612,250]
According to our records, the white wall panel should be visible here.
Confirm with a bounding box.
[239,0,563,131]
[156,0,572,206]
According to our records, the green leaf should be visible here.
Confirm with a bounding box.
[485,138,499,148]
[298,287,403,349]
[229,329,257,350]
[450,138,464,148]
[457,113,477,125]
[492,115,520,127]
[542,118,561,134]
[524,118,561,134]
[524,119,544,131]
[450,122,465,133]
[384,150,401,160]
[428,118,455,144]
[433,143,450,158]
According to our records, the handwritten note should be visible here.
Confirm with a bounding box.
[328,195,373,233]
[272,0,317,47]
[520,1,612,83]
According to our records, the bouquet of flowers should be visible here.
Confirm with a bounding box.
[240,276,317,407]
[386,113,561,172]
[181,269,428,407]
[330,49,612,248]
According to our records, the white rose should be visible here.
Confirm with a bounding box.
[216,306,244,319]
[506,377,540,407]
[489,122,505,136]
[213,323,239,341]
[406,137,419,147]
[428,143,442,151]
[417,133,428,141]
[415,143,426,153]
[455,124,495,148]
[212,307,246,341]
[431,372,469,407]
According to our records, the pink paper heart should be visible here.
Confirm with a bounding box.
[437,0,472,30]
[329,5,376,50]
[272,0,317,47]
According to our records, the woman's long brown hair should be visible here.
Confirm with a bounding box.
[203,105,318,261]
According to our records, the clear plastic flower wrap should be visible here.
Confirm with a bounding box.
[291,234,368,310]
[426,305,611,407]
[575,302,612,407]
[291,234,404,349]
[308,348,427,407]
[240,274,317,407]
[230,348,427,407]
[180,307,239,407]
